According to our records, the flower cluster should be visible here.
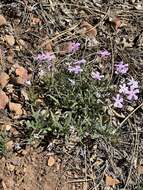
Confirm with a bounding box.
[113,78,139,108]
[126,78,139,100]
[97,49,111,58]
[115,61,128,74]
[68,58,86,74]
[35,46,140,110]
[68,65,83,74]
[68,42,80,53]
[36,52,55,62]
[91,71,104,81]
[73,59,86,65]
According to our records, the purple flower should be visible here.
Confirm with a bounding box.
[97,49,111,58]
[73,59,86,65]
[127,78,138,89]
[115,61,128,74]
[126,87,139,100]
[119,83,128,94]
[68,42,80,53]
[113,94,124,108]
[68,65,83,74]
[36,52,55,61]
[91,71,104,80]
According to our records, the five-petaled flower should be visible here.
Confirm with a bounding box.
[119,83,128,94]
[91,71,104,80]
[68,42,80,53]
[97,49,111,58]
[113,94,124,108]
[68,65,83,74]
[115,61,128,74]
[126,87,139,100]
[36,52,55,61]
[127,78,139,89]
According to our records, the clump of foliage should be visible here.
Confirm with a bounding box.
[27,43,140,140]
[41,62,112,137]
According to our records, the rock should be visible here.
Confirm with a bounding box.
[4,35,15,46]
[0,15,7,26]
[47,156,56,167]
[0,72,9,89]
[0,90,9,110]
[9,102,23,115]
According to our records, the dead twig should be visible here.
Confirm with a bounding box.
[112,102,143,134]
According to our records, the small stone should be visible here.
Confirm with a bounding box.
[5,124,12,131]
[0,15,7,26]
[0,90,9,110]
[48,156,56,167]
[9,102,23,115]
[22,150,28,155]
[0,72,9,89]
[5,35,15,46]
[6,140,13,150]
[7,163,15,171]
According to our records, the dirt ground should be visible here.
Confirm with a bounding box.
[0,148,74,190]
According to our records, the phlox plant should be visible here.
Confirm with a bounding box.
[28,43,140,139]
